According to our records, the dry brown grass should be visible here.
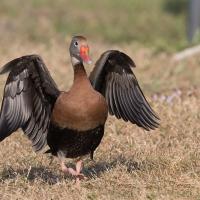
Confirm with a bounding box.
[0,39,200,200]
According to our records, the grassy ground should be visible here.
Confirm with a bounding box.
[0,1,200,199]
[0,39,199,199]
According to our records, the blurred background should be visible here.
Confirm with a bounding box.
[0,0,200,100]
[0,0,199,96]
[0,0,196,51]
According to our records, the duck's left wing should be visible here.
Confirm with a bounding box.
[89,50,159,131]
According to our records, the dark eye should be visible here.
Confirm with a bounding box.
[74,41,78,47]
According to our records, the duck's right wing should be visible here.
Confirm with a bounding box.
[89,50,159,131]
[0,55,60,151]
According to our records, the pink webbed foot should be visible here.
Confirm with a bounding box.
[61,160,85,186]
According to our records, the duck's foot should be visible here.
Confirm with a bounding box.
[61,160,85,186]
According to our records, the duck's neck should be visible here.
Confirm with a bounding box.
[71,57,88,84]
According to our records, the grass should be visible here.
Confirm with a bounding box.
[0,38,199,199]
[0,0,190,51]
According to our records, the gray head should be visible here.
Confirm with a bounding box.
[69,36,92,65]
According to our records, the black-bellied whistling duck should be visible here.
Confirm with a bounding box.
[0,36,159,184]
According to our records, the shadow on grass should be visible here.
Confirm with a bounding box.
[84,155,141,179]
[0,166,63,185]
[0,155,142,184]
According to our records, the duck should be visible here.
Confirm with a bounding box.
[0,36,159,183]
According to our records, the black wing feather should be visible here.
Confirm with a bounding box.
[0,55,60,151]
[89,50,159,130]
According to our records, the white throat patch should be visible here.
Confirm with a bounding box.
[71,56,80,66]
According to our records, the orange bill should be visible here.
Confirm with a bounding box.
[80,45,92,64]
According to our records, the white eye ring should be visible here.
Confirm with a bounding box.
[74,41,78,46]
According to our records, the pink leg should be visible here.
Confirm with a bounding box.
[75,160,85,186]
[60,160,85,186]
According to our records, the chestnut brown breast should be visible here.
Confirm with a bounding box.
[52,74,108,132]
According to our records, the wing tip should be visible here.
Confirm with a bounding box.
[109,50,136,68]
[143,117,160,131]
[0,54,41,75]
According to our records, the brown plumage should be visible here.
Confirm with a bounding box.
[0,36,159,184]
[52,65,107,131]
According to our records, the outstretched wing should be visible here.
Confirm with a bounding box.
[0,55,60,151]
[89,50,159,131]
